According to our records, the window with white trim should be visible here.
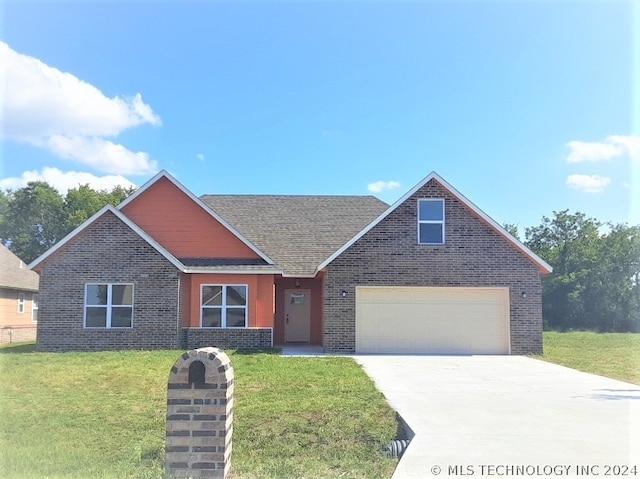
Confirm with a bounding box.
[32,294,39,322]
[17,293,25,313]
[84,284,134,328]
[418,199,445,244]
[201,285,247,328]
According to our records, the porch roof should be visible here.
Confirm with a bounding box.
[199,195,389,277]
[179,257,282,274]
[179,258,270,267]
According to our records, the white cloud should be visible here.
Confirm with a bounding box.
[566,174,611,193]
[367,180,401,193]
[46,136,156,175]
[0,41,160,175]
[566,135,640,163]
[607,135,640,161]
[566,140,623,163]
[196,153,205,161]
[0,167,137,194]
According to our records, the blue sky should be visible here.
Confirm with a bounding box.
[1,0,638,232]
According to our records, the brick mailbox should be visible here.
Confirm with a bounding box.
[166,347,234,479]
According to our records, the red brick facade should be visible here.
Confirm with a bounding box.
[36,212,183,351]
[33,173,544,354]
[322,179,543,354]
[35,211,274,352]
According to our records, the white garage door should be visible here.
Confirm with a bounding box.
[355,286,510,354]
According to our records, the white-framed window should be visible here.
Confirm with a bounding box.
[418,198,445,244]
[201,284,247,328]
[17,293,25,313]
[84,284,134,328]
[32,294,39,322]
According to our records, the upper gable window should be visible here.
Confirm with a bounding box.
[418,199,445,244]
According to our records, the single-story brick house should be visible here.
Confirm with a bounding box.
[30,170,551,354]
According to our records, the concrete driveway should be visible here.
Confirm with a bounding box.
[355,355,640,479]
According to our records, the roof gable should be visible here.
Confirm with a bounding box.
[29,205,185,272]
[200,195,389,277]
[318,172,553,274]
[119,171,274,264]
[0,244,39,291]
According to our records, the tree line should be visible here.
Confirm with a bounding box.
[0,181,135,265]
[1,182,638,333]
[511,211,639,333]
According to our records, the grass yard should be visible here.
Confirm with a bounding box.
[541,331,640,385]
[0,343,397,479]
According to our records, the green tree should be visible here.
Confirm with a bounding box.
[502,223,520,240]
[64,184,136,229]
[525,210,640,332]
[590,224,640,332]
[0,182,136,264]
[0,190,8,230]
[0,182,66,264]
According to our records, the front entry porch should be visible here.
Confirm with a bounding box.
[274,274,324,346]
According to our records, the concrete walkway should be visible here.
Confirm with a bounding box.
[355,355,640,479]
[279,344,326,356]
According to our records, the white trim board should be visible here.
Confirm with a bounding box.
[118,170,276,265]
[29,205,185,271]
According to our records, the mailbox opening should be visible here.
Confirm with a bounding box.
[188,360,206,388]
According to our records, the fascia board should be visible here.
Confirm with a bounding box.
[116,170,166,209]
[111,207,186,271]
[317,171,440,271]
[183,268,284,275]
[117,170,277,265]
[432,174,552,274]
[29,204,113,270]
[279,273,318,279]
[29,205,185,272]
[317,171,553,275]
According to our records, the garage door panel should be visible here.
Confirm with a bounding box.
[356,287,510,354]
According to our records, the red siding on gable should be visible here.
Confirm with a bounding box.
[121,176,260,259]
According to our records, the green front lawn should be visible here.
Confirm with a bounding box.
[540,331,640,385]
[0,343,397,479]
[3,331,636,478]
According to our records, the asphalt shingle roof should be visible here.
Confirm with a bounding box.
[0,244,39,291]
[199,195,389,276]
[179,258,270,267]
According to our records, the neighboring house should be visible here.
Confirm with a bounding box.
[1,244,40,344]
[30,171,552,354]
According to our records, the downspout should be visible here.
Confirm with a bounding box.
[176,272,182,348]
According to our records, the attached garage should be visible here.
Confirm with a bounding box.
[355,286,510,354]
